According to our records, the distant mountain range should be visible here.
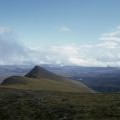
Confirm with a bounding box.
[0,65,120,92]
[45,65,120,93]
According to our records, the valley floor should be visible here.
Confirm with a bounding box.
[0,88,120,120]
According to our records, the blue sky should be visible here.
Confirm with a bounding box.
[0,0,120,45]
[0,0,120,66]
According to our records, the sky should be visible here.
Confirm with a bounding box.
[0,0,120,66]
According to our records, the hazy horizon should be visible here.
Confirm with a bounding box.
[0,0,120,67]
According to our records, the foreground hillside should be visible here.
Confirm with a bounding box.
[0,87,120,120]
[1,66,93,93]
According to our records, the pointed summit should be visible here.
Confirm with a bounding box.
[25,66,63,80]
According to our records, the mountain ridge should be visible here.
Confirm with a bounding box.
[1,66,93,93]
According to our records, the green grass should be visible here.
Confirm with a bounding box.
[0,88,120,120]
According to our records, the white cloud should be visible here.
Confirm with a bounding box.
[28,25,120,67]
[0,27,12,35]
[0,27,30,65]
[100,26,120,42]
[1,25,120,67]
[28,44,104,66]
[96,41,118,49]
[60,26,71,32]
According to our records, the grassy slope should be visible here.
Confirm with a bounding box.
[1,76,93,93]
[0,87,120,120]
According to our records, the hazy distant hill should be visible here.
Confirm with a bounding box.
[45,66,120,93]
[1,66,93,93]
[0,65,30,83]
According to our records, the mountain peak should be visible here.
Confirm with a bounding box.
[32,66,42,70]
[25,65,61,80]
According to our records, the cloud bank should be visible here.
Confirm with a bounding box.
[1,26,120,66]
[29,25,120,67]
[0,27,29,65]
